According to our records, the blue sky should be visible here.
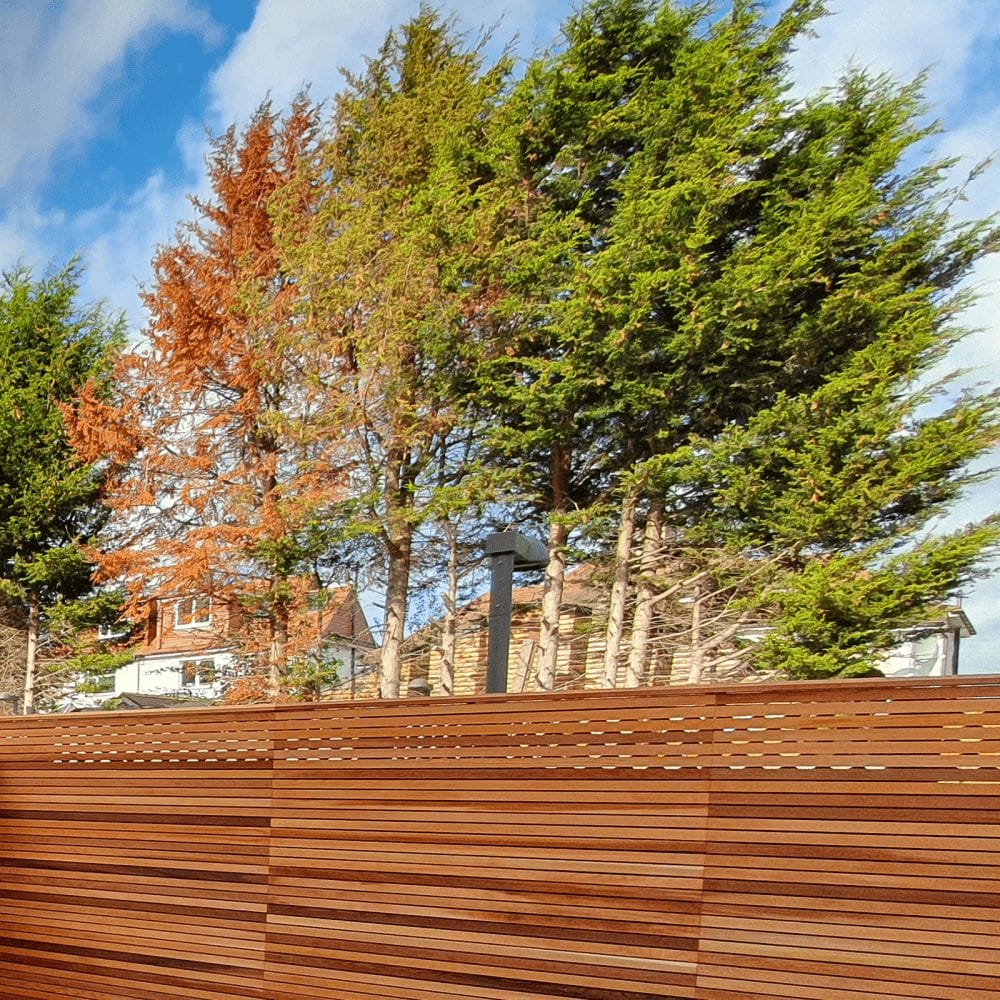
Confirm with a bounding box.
[1,0,997,671]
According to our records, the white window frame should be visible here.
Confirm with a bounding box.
[175,596,211,629]
[180,657,217,687]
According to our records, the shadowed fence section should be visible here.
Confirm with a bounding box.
[0,676,997,999]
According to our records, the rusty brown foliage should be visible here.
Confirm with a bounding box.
[70,99,344,697]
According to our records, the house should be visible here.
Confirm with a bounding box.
[878,607,974,677]
[106,586,375,700]
[396,567,621,697]
[394,566,977,697]
[394,565,775,697]
[106,594,236,699]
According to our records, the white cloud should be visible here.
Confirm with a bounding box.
[787,0,1000,112]
[961,596,1000,674]
[72,171,200,334]
[75,0,567,327]
[933,104,1000,389]
[0,0,218,193]
[206,0,406,126]
[0,203,55,268]
[206,0,562,128]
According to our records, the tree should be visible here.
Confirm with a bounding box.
[637,60,1000,678]
[493,0,999,682]
[477,0,822,687]
[280,12,516,697]
[71,100,339,696]
[0,264,124,712]
[679,280,1000,677]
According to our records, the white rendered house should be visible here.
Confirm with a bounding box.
[878,607,974,678]
[108,588,374,700]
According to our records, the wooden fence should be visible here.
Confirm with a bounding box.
[0,675,997,999]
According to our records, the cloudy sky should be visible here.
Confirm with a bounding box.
[1,0,997,671]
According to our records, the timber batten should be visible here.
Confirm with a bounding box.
[0,675,997,998]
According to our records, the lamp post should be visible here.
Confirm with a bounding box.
[484,531,547,694]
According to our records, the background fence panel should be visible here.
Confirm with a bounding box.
[0,676,997,999]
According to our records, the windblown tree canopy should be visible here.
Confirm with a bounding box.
[608,55,1000,679]
[478,0,999,681]
[477,0,833,686]
[0,264,125,713]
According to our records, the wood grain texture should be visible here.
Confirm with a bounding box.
[0,675,997,999]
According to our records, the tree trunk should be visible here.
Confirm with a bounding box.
[22,590,40,715]
[380,529,412,699]
[536,520,568,691]
[512,639,536,692]
[626,502,663,687]
[602,489,638,688]
[268,588,289,699]
[687,583,705,685]
[438,521,458,696]
[378,444,414,700]
[536,447,571,692]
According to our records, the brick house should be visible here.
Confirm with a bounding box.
[108,586,374,700]
[389,568,976,698]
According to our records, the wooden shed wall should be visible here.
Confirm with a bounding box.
[0,675,997,999]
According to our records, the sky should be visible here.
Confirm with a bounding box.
[0,0,997,672]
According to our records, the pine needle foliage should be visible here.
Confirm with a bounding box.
[278,10,518,696]
[479,0,998,679]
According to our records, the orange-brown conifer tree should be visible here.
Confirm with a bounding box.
[71,99,341,697]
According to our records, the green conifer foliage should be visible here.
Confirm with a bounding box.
[0,264,124,710]
[481,0,832,679]
[280,11,516,697]
[487,0,998,679]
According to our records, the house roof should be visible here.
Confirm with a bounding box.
[463,564,604,618]
[899,606,976,639]
[948,607,976,638]
[397,565,600,658]
[317,586,376,648]
[132,585,376,659]
[117,693,216,710]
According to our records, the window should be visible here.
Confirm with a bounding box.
[176,596,211,628]
[97,623,128,641]
[181,658,216,687]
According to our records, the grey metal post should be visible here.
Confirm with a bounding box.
[484,531,548,695]
[486,550,516,694]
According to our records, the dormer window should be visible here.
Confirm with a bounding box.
[176,596,211,628]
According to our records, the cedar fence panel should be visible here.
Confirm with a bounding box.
[0,676,997,999]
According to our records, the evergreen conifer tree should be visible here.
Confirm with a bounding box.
[489,0,998,680]
[0,264,124,712]
[280,11,516,697]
